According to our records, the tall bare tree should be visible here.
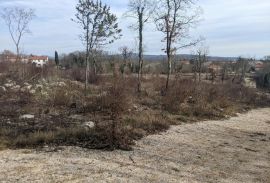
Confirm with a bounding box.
[0,7,35,61]
[73,0,122,91]
[155,0,202,89]
[126,0,156,92]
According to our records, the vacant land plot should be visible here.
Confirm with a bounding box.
[0,108,269,183]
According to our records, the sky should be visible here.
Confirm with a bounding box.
[0,0,269,58]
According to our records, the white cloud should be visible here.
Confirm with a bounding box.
[0,0,269,58]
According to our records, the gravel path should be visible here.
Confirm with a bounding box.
[0,108,270,183]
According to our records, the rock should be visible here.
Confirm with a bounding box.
[35,84,43,90]
[4,80,16,88]
[20,85,32,92]
[50,81,66,87]
[25,85,32,90]
[19,114,35,119]
[82,121,95,130]
[4,83,14,88]
[11,85,20,92]
[244,78,257,88]
[56,82,66,87]
[133,105,138,110]
[187,96,195,103]
[0,86,7,93]
[217,108,224,112]
[30,89,36,94]
[24,82,31,86]
[70,114,85,120]
[20,88,26,92]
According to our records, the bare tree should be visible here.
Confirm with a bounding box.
[126,0,156,92]
[232,57,249,84]
[264,56,270,61]
[155,0,202,89]
[73,0,122,91]
[0,7,35,61]
[194,46,208,82]
[221,63,229,84]
[119,46,133,75]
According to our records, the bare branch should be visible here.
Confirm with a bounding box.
[0,7,35,59]
[154,0,202,89]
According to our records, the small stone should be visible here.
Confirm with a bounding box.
[35,84,43,89]
[4,83,14,88]
[24,82,31,86]
[57,82,66,87]
[0,86,6,93]
[20,86,31,92]
[20,114,35,119]
[11,85,20,91]
[70,114,84,120]
[82,121,95,129]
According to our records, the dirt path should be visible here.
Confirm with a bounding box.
[0,108,270,183]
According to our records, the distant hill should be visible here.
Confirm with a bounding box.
[137,54,238,62]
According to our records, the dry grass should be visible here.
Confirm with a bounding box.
[0,62,270,151]
[161,79,270,119]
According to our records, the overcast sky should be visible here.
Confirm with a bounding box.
[0,0,269,58]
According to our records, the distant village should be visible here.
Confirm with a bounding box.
[0,49,269,75]
[0,50,49,67]
[177,58,266,73]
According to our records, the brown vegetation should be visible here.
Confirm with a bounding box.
[0,61,269,151]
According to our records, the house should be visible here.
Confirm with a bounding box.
[29,55,49,67]
[0,50,49,67]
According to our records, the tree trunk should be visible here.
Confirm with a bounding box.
[85,17,90,94]
[137,11,143,93]
[198,63,201,82]
[16,44,20,62]
[166,54,171,89]
[93,56,97,76]
[85,56,89,93]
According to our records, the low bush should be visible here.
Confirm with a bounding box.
[0,61,10,73]
[162,79,196,113]
[122,111,172,138]
[162,79,268,118]
[255,64,270,89]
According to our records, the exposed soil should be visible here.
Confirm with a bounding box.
[0,108,270,183]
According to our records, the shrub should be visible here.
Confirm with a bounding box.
[162,79,196,113]
[70,68,85,82]
[257,72,270,89]
[0,61,10,73]
[123,111,171,136]
[162,79,267,118]
[36,81,85,108]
